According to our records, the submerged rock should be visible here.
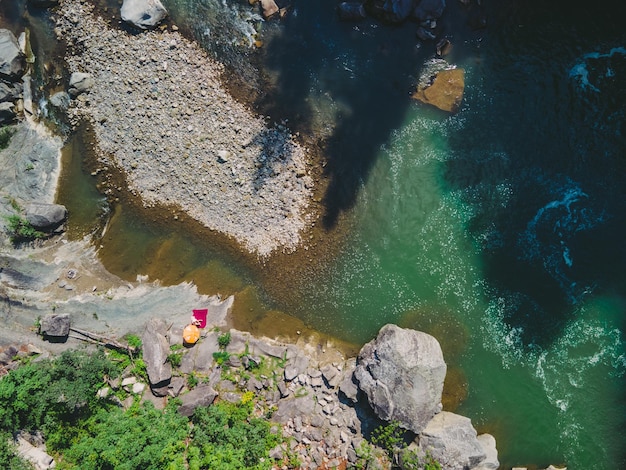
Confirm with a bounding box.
[412,67,465,113]
[354,324,446,433]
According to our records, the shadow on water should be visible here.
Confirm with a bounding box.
[442,0,626,349]
[254,3,433,229]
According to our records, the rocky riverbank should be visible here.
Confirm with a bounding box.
[52,0,314,258]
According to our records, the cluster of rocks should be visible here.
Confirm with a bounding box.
[0,29,28,124]
[52,0,314,257]
[130,321,499,469]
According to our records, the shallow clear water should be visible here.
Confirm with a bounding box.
[11,0,625,467]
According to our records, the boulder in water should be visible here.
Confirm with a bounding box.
[121,0,168,30]
[354,324,447,433]
[411,67,465,113]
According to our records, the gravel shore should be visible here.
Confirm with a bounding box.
[53,0,314,257]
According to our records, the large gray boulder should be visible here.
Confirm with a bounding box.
[142,318,172,389]
[24,203,67,230]
[40,313,70,338]
[0,30,26,80]
[418,411,488,470]
[121,0,168,30]
[354,324,446,433]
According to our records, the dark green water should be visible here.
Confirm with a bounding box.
[9,0,626,467]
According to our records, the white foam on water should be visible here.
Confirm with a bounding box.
[569,46,626,92]
[517,179,605,302]
[483,294,626,468]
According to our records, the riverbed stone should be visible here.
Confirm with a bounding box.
[121,0,168,30]
[354,324,446,433]
[68,72,94,97]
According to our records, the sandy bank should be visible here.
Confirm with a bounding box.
[53,0,314,257]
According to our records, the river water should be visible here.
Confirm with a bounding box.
[5,0,626,467]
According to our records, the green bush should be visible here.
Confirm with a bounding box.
[218,332,231,349]
[371,420,406,458]
[0,432,34,470]
[190,401,281,470]
[0,126,14,150]
[59,401,189,470]
[212,351,230,366]
[0,350,120,436]
[167,351,183,367]
[4,215,45,243]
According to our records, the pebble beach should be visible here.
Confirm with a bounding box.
[53,0,314,257]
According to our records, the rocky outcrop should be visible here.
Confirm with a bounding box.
[142,318,172,392]
[412,67,465,113]
[0,30,26,80]
[354,324,446,433]
[24,203,67,230]
[418,411,494,470]
[120,0,168,30]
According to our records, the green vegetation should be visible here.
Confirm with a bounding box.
[167,351,183,367]
[371,420,406,459]
[212,350,230,366]
[217,331,231,348]
[0,432,34,470]
[0,126,14,150]
[189,400,281,469]
[0,349,288,470]
[4,214,45,243]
